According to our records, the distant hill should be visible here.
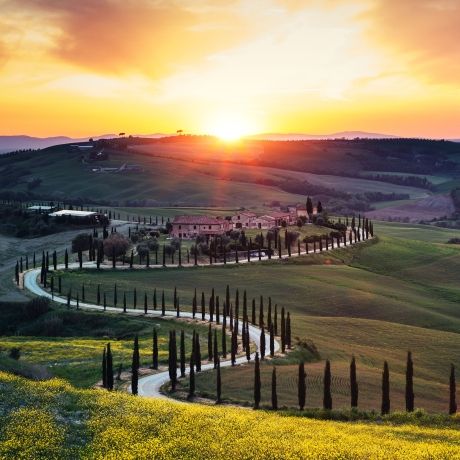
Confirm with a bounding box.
[247,131,397,141]
[0,134,166,154]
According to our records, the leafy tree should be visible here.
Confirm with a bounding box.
[103,233,129,258]
[71,233,91,253]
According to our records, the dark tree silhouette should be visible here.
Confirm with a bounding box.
[449,364,457,415]
[131,335,140,395]
[298,362,306,410]
[406,351,414,412]
[323,360,332,410]
[254,352,261,410]
[350,356,359,408]
[271,367,278,410]
[381,361,390,415]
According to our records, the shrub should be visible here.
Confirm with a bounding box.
[71,233,91,253]
[103,233,130,257]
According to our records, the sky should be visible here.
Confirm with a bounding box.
[1,0,460,138]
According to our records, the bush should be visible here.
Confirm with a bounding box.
[22,297,50,320]
[103,233,130,258]
[9,347,21,360]
[71,233,91,253]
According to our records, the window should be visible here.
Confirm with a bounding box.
[209,225,211,229]
[194,225,196,229]
[237,215,240,220]
[179,225,181,229]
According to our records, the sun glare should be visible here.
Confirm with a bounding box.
[207,114,258,142]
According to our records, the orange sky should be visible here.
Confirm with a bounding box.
[1,0,460,138]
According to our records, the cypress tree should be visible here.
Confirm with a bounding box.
[201,291,205,321]
[15,261,19,286]
[152,329,158,370]
[131,335,140,395]
[269,324,275,357]
[82,284,85,302]
[114,283,117,308]
[222,321,227,358]
[231,329,237,366]
[144,292,148,314]
[281,307,286,353]
[53,250,57,270]
[230,305,233,332]
[252,298,256,325]
[274,304,278,336]
[50,276,54,298]
[323,360,332,410]
[76,293,79,309]
[173,287,177,311]
[192,288,197,318]
[176,296,180,317]
[103,292,107,311]
[226,285,230,317]
[216,357,222,403]
[278,235,282,258]
[350,356,359,408]
[102,346,107,388]
[131,248,135,268]
[216,295,220,324]
[208,324,213,361]
[97,284,101,305]
[405,351,414,412]
[162,245,166,266]
[271,367,278,410]
[25,254,29,271]
[260,327,266,360]
[106,342,114,390]
[188,354,195,399]
[161,290,165,316]
[286,312,292,350]
[298,362,306,410]
[153,288,157,310]
[449,364,457,415]
[169,331,177,390]
[267,297,272,329]
[213,329,219,369]
[210,288,215,322]
[381,361,390,415]
[123,292,127,313]
[180,330,186,378]
[254,352,261,409]
[195,333,201,372]
[245,326,251,361]
[33,252,36,268]
[259,296,264,328]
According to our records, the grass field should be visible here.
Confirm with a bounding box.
[52,221,460,412]
[0,143,430,207]
[0,372,459,459]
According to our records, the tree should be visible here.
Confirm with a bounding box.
[271,367,278,410]
[131,335,140,395]
[71,233,91,253]
[152,329,158,370]
[254,352,261,409]
[298,362,306,410]
[64,249,68,269]
[260,327,266,360]
[381,361,390,415]
[306,196,313,216]
[281,307,286,353]
[180,330,186,378]
[103,233,129,258]
[213,329,219,369]
[286,312,292,350]
[161,290,165,316]
[405,351,414,412]
[216,357,222,403]
[188,353,195,400]
[269,324,275,357]
[221,321,227,358]
[350,356,359,408]
[323,360,332,410]
[102,346,107,388]
[231,329,237,366]
[449,364,457,415]
[106,343,114,390]
[195,333,201,372]
[169,330,177,390]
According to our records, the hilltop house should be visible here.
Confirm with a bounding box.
[171,215,231,239]
[231,211,258,229]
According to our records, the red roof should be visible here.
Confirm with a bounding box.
[172,215,224,225]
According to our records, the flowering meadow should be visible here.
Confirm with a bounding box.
[0,371,459,459]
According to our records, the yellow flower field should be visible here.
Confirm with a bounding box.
[0,372,459,459]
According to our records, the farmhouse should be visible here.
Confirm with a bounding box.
[171,215,231,239]
[48,209,107,225]
[231,211,258,229]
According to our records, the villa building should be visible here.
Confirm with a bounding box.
[231,211,258,229]
[171,215,231,239]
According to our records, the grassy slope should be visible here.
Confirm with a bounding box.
[0,372,459,459]
[55,222,460,412]
[0,144,429,205]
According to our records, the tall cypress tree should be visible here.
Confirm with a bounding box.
[271,367,278,410]
[144,292,148,314]
[195,333,201,372]
[298,362,306,410]
[260,327,266,360]
[97,284,101,305]
[259,296,264,328]
[131,335,140,395]
[152,328,158,370]
[381,361,390,415]
[188,354,195,400]
[102,346,107,388]
[449,364,457,415]
[216,357,222,403]
[213,329,219,370]
[323,360,332,410]
[123,292,127,313]
[161,290,165,316]
[405,351,414,412]
[226,285,230,317]
[208,324,213,361]
[245,326,251,361]
[180,330,186,378]
[269,324,275,357]
[169,330,177,390]
[201,292,206,321]
[153,288,157,310]
[231,329,237,366]
[221,321,227,358]
[254,352,261,409]
[286,312,292,350]
[274,304,278,336]
[133,288,137,309]
[216,295,220,324]
[267,297,272,329]
[192,288,197,318]
[350,356,359,408]
[106,342,113,390]
[64,249,68,269]
[281,307,286,353]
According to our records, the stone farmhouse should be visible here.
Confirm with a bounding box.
[171,215,231,239]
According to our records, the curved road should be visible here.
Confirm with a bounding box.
[23,265,278,400]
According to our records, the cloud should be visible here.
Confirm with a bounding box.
[5,0,254,77]
[364,0,460,83]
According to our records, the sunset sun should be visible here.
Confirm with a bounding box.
[207,114,258,142]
